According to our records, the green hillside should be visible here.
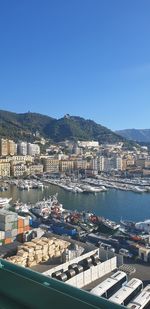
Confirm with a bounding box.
[116,129,150,143]
[0,110,123,143]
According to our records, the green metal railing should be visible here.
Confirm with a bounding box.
[0,258,126,309]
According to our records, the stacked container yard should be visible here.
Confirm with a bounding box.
[0,210,18,245]
[0,230,5,246]
[7,236,71,267]
[17,216,30,242]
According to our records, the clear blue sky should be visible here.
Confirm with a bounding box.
[0,0,150,130]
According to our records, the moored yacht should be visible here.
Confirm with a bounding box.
[0,197,12,208]
[98,217,120,233]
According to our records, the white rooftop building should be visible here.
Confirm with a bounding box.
[135,220,150,233]
[77,141,99,148]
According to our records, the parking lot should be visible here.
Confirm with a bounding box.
[83,259,150,292]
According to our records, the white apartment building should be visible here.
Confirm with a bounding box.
[98,156,122,172]
[77,141,99,148]
[91,158,98,171]
[116,157,122,170]
[27,143,40,156]
[97,156,105,172]
[18,142,27,155]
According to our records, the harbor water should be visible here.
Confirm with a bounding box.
[0,184,150,222]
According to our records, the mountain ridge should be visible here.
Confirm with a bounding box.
[116,129,150,143]
[0,109,124,143]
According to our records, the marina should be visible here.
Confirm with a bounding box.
[40,176,150,194]
[0,192,150,261]
[0,181,150,222]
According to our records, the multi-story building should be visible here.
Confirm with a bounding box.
[143,169,150,176]
[116,157,122,170]
[91,158,98,172]
[103,158,114,172]
[136,158,145,168]
[10,155,33,164]
[97,156,105,172]
[72,144,83,155]
[0,162,10,177]
[11,164,27,177]
[145,160,150,169]
[17,142,27,155]
[122,159,127,171]
[27,143,40,156]
[77,141,99,148]
[42,158,59,173]
[8,140,16,156]
[100,156,122,172]
[0,139,9,156]
[27,164,43,175]
[0,158,10,163]
[59,160,75,172]
[0,139,17,157]
[74,159,88,170]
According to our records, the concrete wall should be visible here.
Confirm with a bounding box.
[43,248,117,289]
[43,248,99,276]
[99,249,123,267]
[66,257,117,288]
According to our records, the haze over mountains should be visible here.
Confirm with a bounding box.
[116,129,150,143]
[0,110,123,143]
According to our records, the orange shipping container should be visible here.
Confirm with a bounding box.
[18,227,24,234]
[18,218,24,228]
[4,238,12,245]
[24,226,30,232]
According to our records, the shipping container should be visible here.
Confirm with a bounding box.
[52,224,77,237]
[0,222,15,231]
[24,226,30,232]
[12,221,18,229]
[5,230,12,238]
[0,231,5,240]
[4,238,12,245]
[18,227,24,234]
[0,210,18,223]
[11,229,18,237]
[24,217,30,226]
[18,217,24,228]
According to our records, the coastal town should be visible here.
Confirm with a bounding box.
[0,137,150,180]
[1,0,150,307]
[0,136,150,308]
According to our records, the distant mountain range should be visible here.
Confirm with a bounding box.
[116,129,150,143]
[0,110,123,144]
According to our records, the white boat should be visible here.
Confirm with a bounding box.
[73,186,83,193]
[0,197,12,208]
[102,219,120,231]
[135,219,150,233]
[131,186,146,193]
[98,217,120,232]
[31,194,65,218]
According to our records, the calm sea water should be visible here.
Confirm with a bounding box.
[0,184,150,223]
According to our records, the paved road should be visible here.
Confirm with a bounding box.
[126,261,150,286]
[83,260,150,291]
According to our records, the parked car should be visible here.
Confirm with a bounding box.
[119,248,133,258]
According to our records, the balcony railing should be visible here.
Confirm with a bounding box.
[0,258,126,309]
